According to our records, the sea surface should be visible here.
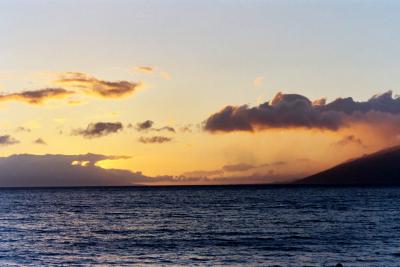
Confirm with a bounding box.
[0,186,399,266]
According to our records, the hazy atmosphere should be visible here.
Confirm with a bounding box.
[1,0,400,185]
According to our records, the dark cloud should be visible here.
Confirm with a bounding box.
[138,136,173,144]
[222,163,255,172]
[33,138,47,145]
[0,135,19,146]
[204,91,400,132]
[0,88,74,105]
[135,120,175,133]
[73,122,123,138]
[135,120,154,131]
[56,72,141,98]
[0,153,177,187]
[333,135,364,147]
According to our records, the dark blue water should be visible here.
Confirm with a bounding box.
[0,186,399,266]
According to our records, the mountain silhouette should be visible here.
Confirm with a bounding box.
[296,145,400,185]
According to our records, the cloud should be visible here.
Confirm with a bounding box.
[138,136,173,144]
[135,120,175,133]
[73,122,123,138]
[180,125,193,133]
[222,163,255,172]
[56,72,142,98]
[135,120,154,131]
[0,152,304,186]
[33,138,47,145]
[15,127,31,133]
[333,135,364,147]
[0,153,170,187]
[0,135,19,146]
[181,169,224,178]
[0,88,74,104]
[0,153,279,186]
[154,126,175,133]
[134,66,155,74]
[204,91,400,133]
[180,160,291,180]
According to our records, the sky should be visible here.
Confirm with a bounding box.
[1,0,400,186]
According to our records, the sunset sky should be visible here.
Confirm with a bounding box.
[1,0,400,185]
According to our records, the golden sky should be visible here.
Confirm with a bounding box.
[1,1,400,185]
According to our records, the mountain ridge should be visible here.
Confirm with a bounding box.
[296,145,400,185]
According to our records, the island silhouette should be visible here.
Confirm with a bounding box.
[296,145,400,185]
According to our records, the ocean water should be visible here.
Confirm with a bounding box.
[0,186,399,266]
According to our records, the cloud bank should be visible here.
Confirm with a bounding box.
[204,91,400,132]
[0,153,164,187]
[0,153,306,186]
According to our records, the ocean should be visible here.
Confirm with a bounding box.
[0,185,398,266]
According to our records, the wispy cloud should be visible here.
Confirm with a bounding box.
[333,135,365,147]
[134,120,175,133]
[222,163,255,172]
[15,126,31,133]
[134,66,155,74]
[138,136,172,144]
[0,88,74,105]
[56,72,142,98]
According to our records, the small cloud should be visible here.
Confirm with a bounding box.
[33,138,47,145]
[15,127,31,133]
[180,125,193,133]
[135,120,175,133]
[56,72,142,99]
[135,120,154,131]
[73,122,123,138]
[253,76,264,87]
[138,136,172,144]
[0,88,74,105]
[222,163,255,172]
[154,126,175,133]
[134,66,155,74]
[0,135,19,146]
[333,135,364,147]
